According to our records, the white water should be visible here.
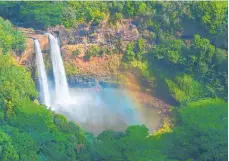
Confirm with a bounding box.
[34,39,50,107]
[48,86,162,135]
[45,33,161,135]
[48,34,70,103]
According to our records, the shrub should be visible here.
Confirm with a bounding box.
[84,46,101,60]
[64,61,79,76]
[72,49,81,57]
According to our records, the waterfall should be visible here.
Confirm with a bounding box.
[48,34,70,103]
[34,39,51,107]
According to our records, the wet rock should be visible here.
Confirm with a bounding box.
[68,75,121,89]
[68,75,97,88]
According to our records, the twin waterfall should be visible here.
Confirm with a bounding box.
[34,34,143,133]
[34,34,70,108]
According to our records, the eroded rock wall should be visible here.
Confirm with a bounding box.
[15,20,171,114]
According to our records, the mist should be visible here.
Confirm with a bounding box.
[47,83,161,135]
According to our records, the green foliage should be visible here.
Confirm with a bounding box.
[214,48,227,65]
[1,125,39,161]
[20,2,64,28]
[0,98,89,161]
[0,1,227,35]
[123,38,148,62]
[136,2,147,16]
[3,99,88,161]
[94,126,170,161]
[192,35,215,69]
[0,2,227,161]
[0,131,19,161]
[191,2,228,35]
[0,2,65,28]
[152,37,185,64]
[153,120,172,137]
[64,61,80,76]
[188,35,227,99]
[62,6,77,28]
[92,99,227,161]
[0,17,25,53]
[0,53,87,161]
[136,38,147,53]
[84,45,103,60]
[66,2,108,24]
[0,54,37,109]
[72,49,81,57]
[128,33,228,102]
[123,42,136,62]
[160,98,228,161]
[0,2,108,28]
[165,74,204,102]
[110,12,123,24]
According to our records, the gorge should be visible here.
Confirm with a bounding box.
[35,33,162,134]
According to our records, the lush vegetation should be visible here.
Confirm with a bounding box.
[0,1,227,161]
[0,2,108,28]
[0,54,227,160]
[72,49,81,58]
[83,45,110,60]
[0,17,25,53]
[146,34,228,102]
[0,53,89,161]
[90,98,227,161]
[0,2,227,36]
[117,1,228,103]
[64,61,80,77]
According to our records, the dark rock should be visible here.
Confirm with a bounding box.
[48,19,140,50]
[68,75,120,89]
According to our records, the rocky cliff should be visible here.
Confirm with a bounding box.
[15,19,171,118]
[17,19,139,73]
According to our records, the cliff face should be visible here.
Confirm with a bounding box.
[16,19,171,115]
[15,19,144,87]
[15,28,49,69]
[48,19,139,48]
[17,19,139,75]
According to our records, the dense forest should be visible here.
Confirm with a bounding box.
[0,1,228,161]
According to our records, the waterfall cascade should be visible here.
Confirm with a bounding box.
[34,39,51,107]
[34,34,158,134]
[48,34,70,103]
